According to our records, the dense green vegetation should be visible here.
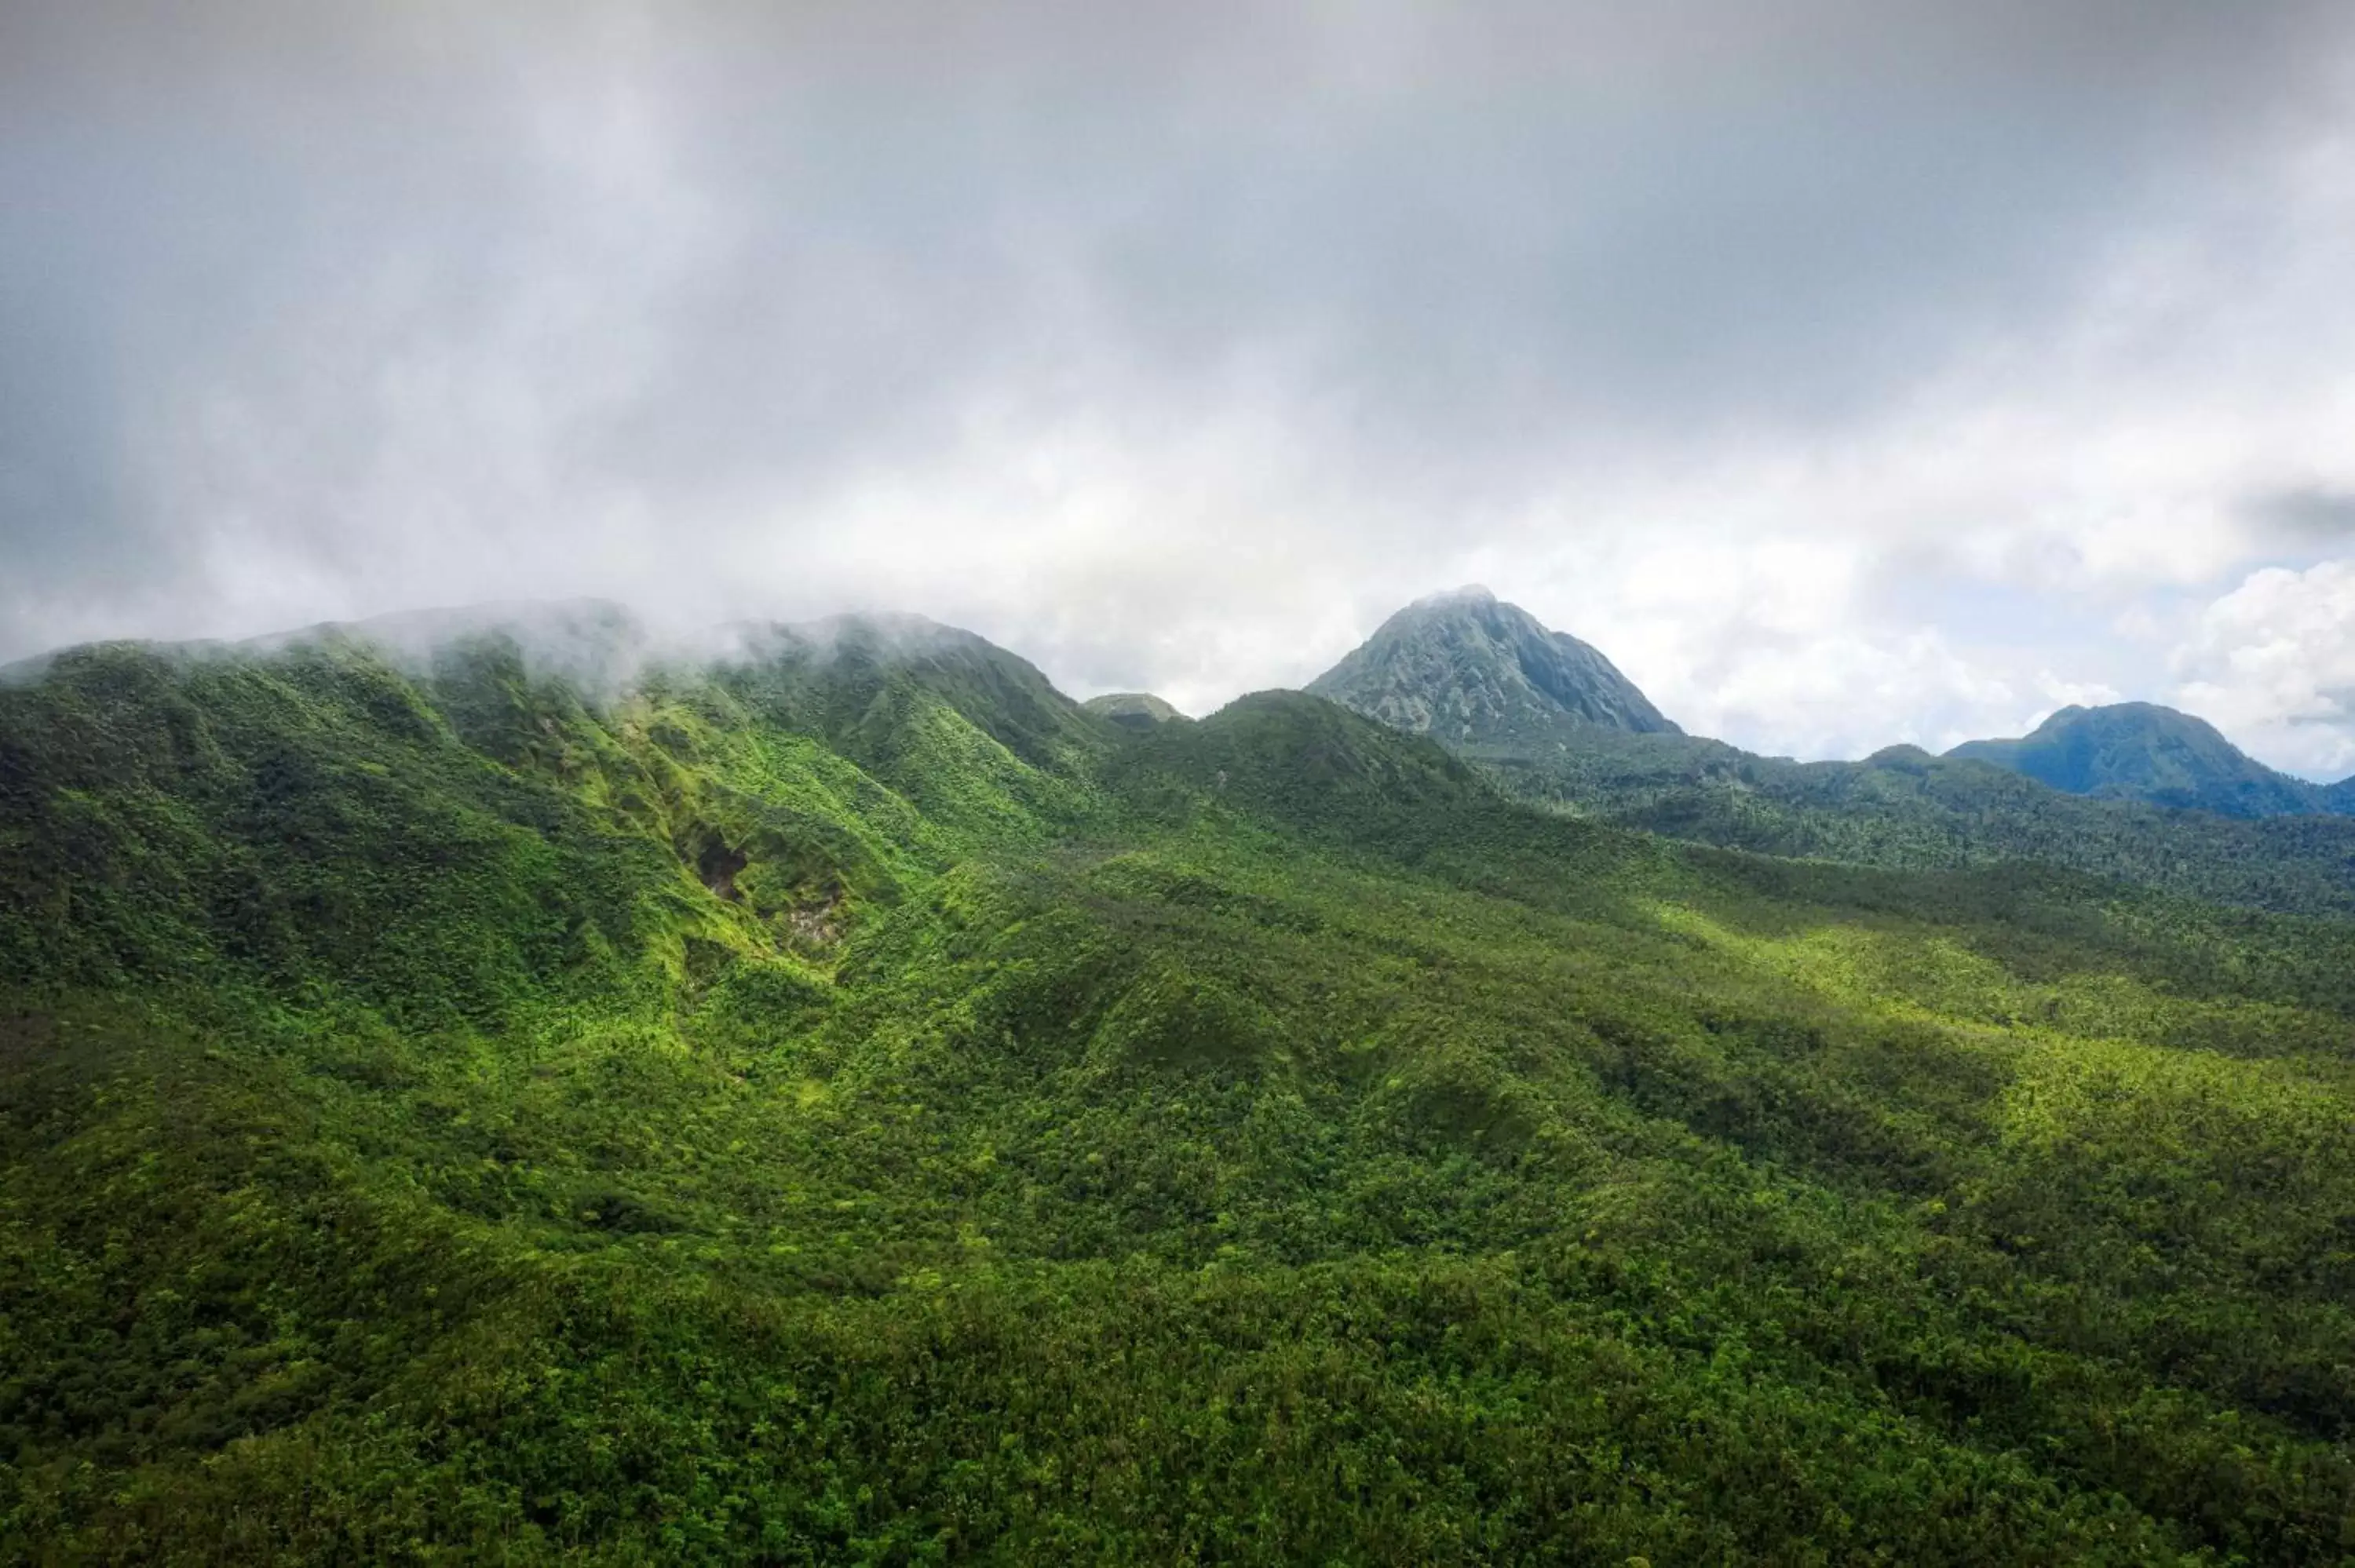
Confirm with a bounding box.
[1302,585,2355,921]
[1475,724,2355,921]
[4,615,2355,1563]
[1948,702,2350,820]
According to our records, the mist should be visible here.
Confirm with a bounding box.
[5,0,2355,772]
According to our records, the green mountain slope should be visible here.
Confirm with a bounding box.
[1477,724,2355,921]
[1306,585,1681,743]
[1080,691,1188,731]
[1949,702,2340,819]
[1313,593,2355,920]
[4,608,2354,1563]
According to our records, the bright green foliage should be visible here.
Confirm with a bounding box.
[3,622,2353,1563]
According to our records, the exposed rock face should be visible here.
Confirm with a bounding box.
[1306,585,1680,747]
[1945,702,2346,819]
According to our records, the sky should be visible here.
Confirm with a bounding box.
[5,1,2355,777]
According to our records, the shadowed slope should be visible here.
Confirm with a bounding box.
[1295,594,2355,919]
[1948,702,2340,819]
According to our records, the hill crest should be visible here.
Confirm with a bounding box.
[1945,700,2340,819]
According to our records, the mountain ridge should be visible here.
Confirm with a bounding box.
[1305,591,2355,917]
[1082,691,1188,730]
[1946,700,2346,819]
[5,593,2355,1559]
[20,596,2343,801]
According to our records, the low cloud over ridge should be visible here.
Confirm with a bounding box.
[5,0,2355,774]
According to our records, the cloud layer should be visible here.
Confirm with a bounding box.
[5,0,2354,773]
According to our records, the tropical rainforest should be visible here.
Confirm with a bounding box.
[2,599,2353,1564]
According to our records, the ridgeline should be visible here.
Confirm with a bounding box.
[2,603,2352,1563]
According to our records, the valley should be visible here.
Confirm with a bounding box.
[3,602,2352,1562]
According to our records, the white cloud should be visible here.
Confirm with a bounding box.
[6,0,2355,775]
[2173,560,2355,779]
[2030,670,2127,720]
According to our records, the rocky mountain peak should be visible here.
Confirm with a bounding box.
[1306,589,1679,747]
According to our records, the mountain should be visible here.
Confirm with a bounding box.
[1946,701,2339,819]
[1306,585,1680,747]
[1308,596,2355,919]
[1474,722,2355,918]
[5,603,2355,1563]
[1082,691,1188,730]
[699,609,1121,796]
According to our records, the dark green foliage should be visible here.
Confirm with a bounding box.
[1949,702,2343,819]
[1305,590,2355,917]
[1476,723,2355,921]
[4,620,2355,1563]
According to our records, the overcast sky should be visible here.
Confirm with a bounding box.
[6,1,2355,775]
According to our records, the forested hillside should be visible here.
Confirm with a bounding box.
[3,611,2353,1563]
[1305,592,2355,921]
[1948,702,2350,819]
[1477,724,2355,921]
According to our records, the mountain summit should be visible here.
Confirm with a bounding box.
[1307,586,1680,747]
[1945,702,2341,819]
[8,595,2355,1559]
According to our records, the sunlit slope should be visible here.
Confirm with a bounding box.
[3,628,2353,1563]
[0,614,1113,1003]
